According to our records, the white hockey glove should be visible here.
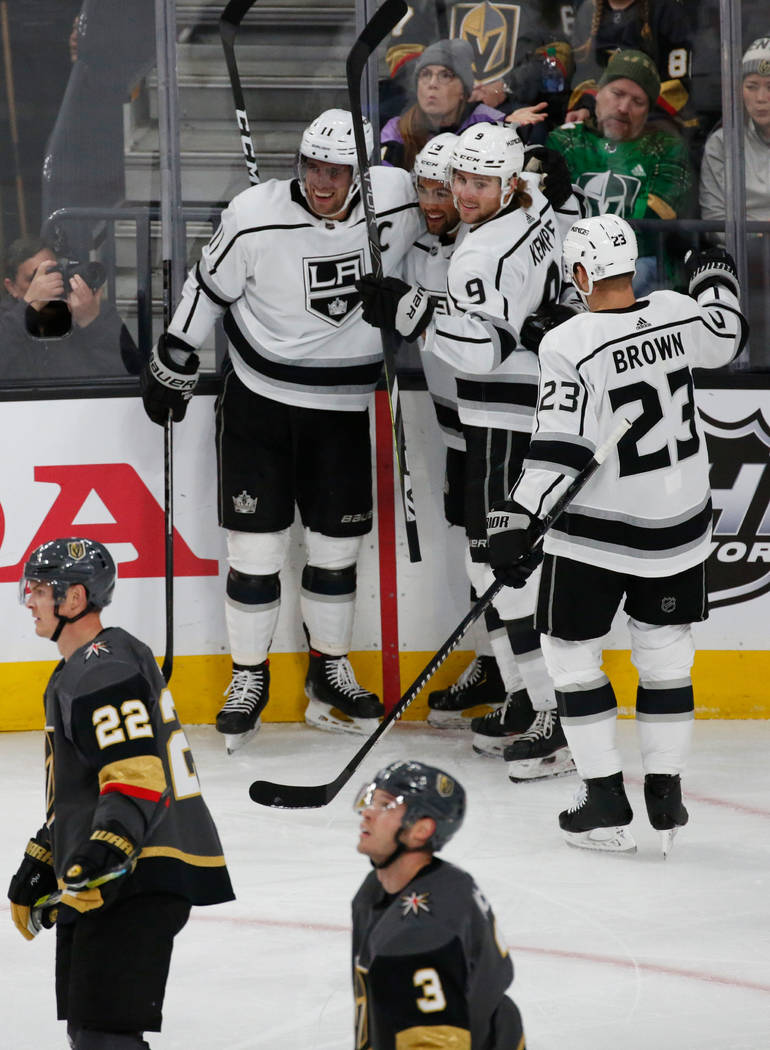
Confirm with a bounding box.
[684,248,740,299]
[356,274,434,341]
[140,333,200,426]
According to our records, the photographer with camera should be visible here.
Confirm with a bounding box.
[1,237,144,380]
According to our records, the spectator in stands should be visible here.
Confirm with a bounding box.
[381,0,572,127]
[699,36,770,228]
[699,36,770,365]
[566,0,696,137]
[547,49,693,293]
[381,39,505,170]
[380,39,548,170]
[1,236,143,380]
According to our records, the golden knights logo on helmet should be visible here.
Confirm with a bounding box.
[703,411,770,609]
[303,249,365,327]
[451,2,521,85]
[67,541,86,561]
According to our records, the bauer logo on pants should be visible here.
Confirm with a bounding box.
[703,410,770,608]
[303,250,365,327]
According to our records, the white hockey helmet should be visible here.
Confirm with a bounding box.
[562,214,638,297]
[413,132,460,187]
[299,108,373,171]
[450,123,524,207]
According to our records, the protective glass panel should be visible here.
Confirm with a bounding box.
[371,0,768,372]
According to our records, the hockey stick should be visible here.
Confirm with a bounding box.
[29,787,171,932]
[220,0,260,185]
[249,416,632,808]
[346,0,421,563]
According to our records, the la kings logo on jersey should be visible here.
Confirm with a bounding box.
[703,410,770,608]
[303,250,365,327]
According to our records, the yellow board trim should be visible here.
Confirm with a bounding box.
[2,648,769,730]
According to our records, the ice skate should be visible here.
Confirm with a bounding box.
[304,651,384,735]
[427,655,506,728]
[470,688,535,757]
[504,710,576,782]
[559,772,636,853]
[216,662,270,754]
[644,773,689,858]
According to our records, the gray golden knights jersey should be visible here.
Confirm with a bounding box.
[406,230,464,451]
[352,858,523,1050]
[169,168,421,412]
[43,627,234,913]
[426,177,567,433]
[513,285,747,577]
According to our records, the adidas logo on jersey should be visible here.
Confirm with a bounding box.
[635,317,652,330]
[631,164,646,177]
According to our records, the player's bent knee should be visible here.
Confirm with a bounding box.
[541,634,606,690]
[226,528,290,575]
[304,529,361,570]
[629,620,695,682]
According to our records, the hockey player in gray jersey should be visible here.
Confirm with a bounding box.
[8,538,234,1049]
[140,110,421,749]
[358,123,578,776]
[352,760,525,1050]
[487,216,748,854]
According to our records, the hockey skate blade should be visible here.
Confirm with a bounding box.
[304,699,379,736]
[224,724,260,755]
[659,826,682,859]
[507,750,577,783]
[427,705,498,730]
[562,826,637,854]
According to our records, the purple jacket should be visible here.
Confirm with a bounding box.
[380,103,505,167]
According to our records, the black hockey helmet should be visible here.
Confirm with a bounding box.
[20,538,116,611]
[355,760,466,850]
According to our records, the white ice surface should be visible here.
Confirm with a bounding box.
[2,720,769,1049]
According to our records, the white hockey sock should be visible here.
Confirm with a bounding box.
[637,712,694,776]
[225,569,280,666]
[486,626,526,693]
[300,564,356,656]
[557,679,622,780]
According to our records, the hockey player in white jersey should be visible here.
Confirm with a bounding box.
[487,215,748,854]
[358,123,577,774]
[405,133,511,728]
[140,110,421,750]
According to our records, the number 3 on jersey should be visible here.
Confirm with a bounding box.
[414,967,447,1012]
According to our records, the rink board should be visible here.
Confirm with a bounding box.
[1,387,769,729]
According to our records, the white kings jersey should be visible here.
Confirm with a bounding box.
[405,229,463,450]
[425,175,565,433]
[168,167,421,411]
[512,284,747,577]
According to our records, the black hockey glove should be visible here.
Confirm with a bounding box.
[487,499,544,588]
[523,145,574,210]
[520,303,578,354]
[7,831,58,941]
[140,332,200,426]
[60,822,137,914]
[355,274,434,341]
[684,247,740,299]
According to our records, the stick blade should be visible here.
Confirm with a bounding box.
[249,778,335,809]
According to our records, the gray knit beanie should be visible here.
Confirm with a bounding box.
[742,37,770,77]
[414,39,474,97]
